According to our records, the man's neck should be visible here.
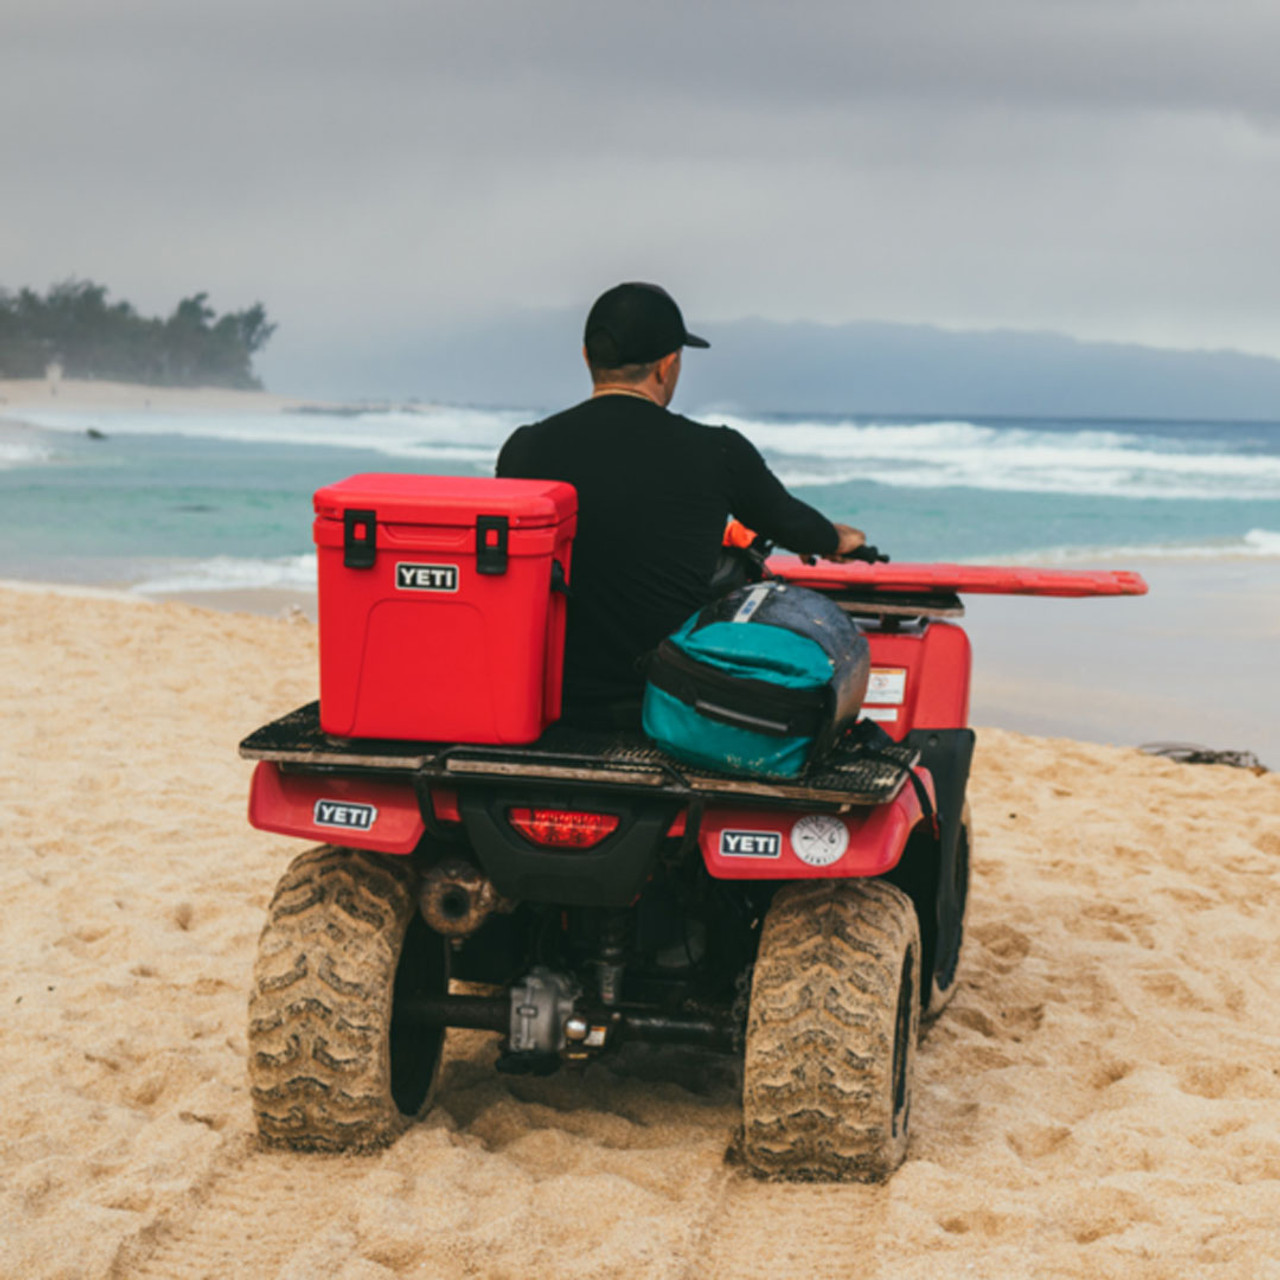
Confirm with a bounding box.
[590,384,662,405]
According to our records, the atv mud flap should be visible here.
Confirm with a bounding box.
[903,728,975,991]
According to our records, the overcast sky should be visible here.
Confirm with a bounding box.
[5,0,1280,374]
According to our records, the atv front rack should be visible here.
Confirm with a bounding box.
[240,702,919,811]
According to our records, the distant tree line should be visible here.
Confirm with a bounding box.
[0,279,276,389]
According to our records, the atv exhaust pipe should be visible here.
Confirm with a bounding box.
[419,857,509,937]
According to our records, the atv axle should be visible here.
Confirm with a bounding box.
[397,993,737,1051]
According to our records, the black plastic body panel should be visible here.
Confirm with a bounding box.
[902,727,974,991]
[457,787,685,907]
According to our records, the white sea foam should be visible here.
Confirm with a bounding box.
[0,578,150,604]
[15,404,1280,501]
[18,404,521,465]
[131,554,318,595]
[750,417,1280,501]
[1243,527,1280,555]
[0,441,58,469]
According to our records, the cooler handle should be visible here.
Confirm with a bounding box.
[344,508,377,569]
[476,515,509,574]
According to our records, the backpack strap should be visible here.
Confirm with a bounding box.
[844,720,940,839]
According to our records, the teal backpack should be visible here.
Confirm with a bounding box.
[643,581,870,779]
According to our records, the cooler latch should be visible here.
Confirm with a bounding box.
[476,515,509,575]
[344,508,377,569]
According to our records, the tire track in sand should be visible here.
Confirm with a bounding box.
[697,1180,887,1279]
[118,1149,374,1279]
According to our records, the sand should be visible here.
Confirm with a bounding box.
[3,586,1280,1280]
[963,559,1280,771]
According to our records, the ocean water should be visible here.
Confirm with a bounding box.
[2,402,1278,594]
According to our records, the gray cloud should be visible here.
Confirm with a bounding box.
[13,1,1280,116]
[5,0,1280,380]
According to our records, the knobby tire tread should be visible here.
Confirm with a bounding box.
[248,846,436,1152]
[742,878,921,1182]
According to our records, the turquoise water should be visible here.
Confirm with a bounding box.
[2,405,1278,591]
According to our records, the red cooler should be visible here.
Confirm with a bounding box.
[313,474,577,743]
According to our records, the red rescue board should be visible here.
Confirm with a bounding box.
[769,558,1148,598]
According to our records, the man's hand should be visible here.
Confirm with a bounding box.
[799,523,867,565]
[829,523,867,560]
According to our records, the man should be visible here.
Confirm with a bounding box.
[497,282,866,727]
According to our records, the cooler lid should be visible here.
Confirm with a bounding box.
[313,473,577,528]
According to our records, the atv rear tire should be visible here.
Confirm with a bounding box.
[741,879,921,1182]
[248,846,448,1151]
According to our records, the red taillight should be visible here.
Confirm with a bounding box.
[507,807,620,849]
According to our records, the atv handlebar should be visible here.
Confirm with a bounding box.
[838,543,890,565]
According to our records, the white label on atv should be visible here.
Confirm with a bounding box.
[719,829,782,858]
[867,667,907,704]
[861,706,899,723]
[395,562,459,592]
[313,800,378,830]
[731,583,773,624]
[790,814,849,867]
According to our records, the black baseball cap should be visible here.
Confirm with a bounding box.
[583,282,710,367]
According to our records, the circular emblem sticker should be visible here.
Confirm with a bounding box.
[790,814,850,867]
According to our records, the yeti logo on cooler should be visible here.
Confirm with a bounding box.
[313,800,378,830]
[719,829,781,858]
[395,563,459,592]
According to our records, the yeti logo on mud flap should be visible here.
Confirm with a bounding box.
[395,562,459,592]
[313,800,378,831]
[719,830,781,858]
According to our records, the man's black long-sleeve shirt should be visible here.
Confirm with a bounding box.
[496,394,838,711]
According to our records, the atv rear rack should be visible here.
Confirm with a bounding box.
[240,702,919,811]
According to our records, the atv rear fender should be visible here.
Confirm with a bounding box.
[248,759,936,886]
[696,768,935,881]
[863,622,971,740]
[248,761,423,855]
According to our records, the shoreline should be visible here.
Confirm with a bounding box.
[961,556,1280,768]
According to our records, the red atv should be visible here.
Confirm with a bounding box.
[241,484,1145,1181]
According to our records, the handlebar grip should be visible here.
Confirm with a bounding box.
[848,544,890,564]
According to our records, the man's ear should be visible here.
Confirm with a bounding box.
[657,350,680,383]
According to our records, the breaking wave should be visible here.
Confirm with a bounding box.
[746,418,1280,502]
[0,441,58,469]
[18,404,518,465]
[16,403,1280,502]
